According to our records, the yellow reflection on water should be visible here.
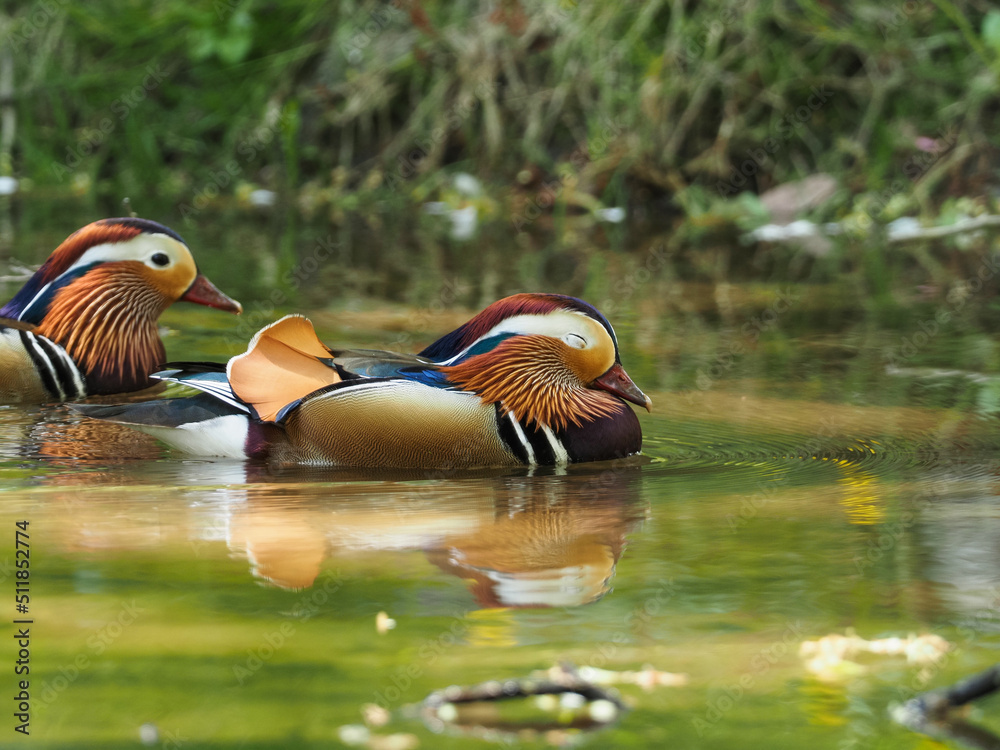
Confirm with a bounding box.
[835,462,886,526]
[463,608,518,648]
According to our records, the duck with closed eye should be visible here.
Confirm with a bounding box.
[0,217,242,403]
[75,293,651,468]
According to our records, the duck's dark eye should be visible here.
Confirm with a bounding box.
[151,252,170,267]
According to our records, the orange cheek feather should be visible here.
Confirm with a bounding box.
[563,344,615,385]
[137,259,199,305]
[442,336,622,430]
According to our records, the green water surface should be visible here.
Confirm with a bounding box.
[1,216,999,749]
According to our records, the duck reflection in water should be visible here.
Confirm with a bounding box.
[6,405,644,610]
[224,463,647,609]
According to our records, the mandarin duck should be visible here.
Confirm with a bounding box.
[0,218,241,403]
[75,293,651,468]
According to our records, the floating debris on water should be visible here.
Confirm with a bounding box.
[376,610,396,634]
[535,663,688,691]
[800,631,951,681]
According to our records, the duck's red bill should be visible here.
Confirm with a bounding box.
[593,363,651,411]
[180,274,242,314]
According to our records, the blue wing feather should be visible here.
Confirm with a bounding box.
[1,264,97,323]
[153,363,250,414]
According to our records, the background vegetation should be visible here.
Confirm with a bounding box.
[2,0,1000,351]
[3,1,998,237]
[4,7,1000,747]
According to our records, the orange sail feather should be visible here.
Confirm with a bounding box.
[228,315,341,422]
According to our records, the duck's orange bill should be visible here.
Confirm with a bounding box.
[593,363,652,412]
[180,274,243,314]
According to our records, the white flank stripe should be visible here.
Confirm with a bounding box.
[507,411,536,465]
[540,424,570,465]
[46,338,85,396]
[21,333,65,400]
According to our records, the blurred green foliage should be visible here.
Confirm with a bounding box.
[3,0,997,221]
[3,0,1000,345]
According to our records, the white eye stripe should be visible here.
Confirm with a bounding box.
[437,310,611,365]
[64,234,187,276]
[484,312,600,345]
[14,233,192,321]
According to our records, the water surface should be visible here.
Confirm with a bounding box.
[2,223,999,748]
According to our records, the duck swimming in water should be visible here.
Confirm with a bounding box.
[0,217,241,403]
[75,293,650,469]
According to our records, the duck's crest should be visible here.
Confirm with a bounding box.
[0,218,185,321]
[419,293,617,361]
